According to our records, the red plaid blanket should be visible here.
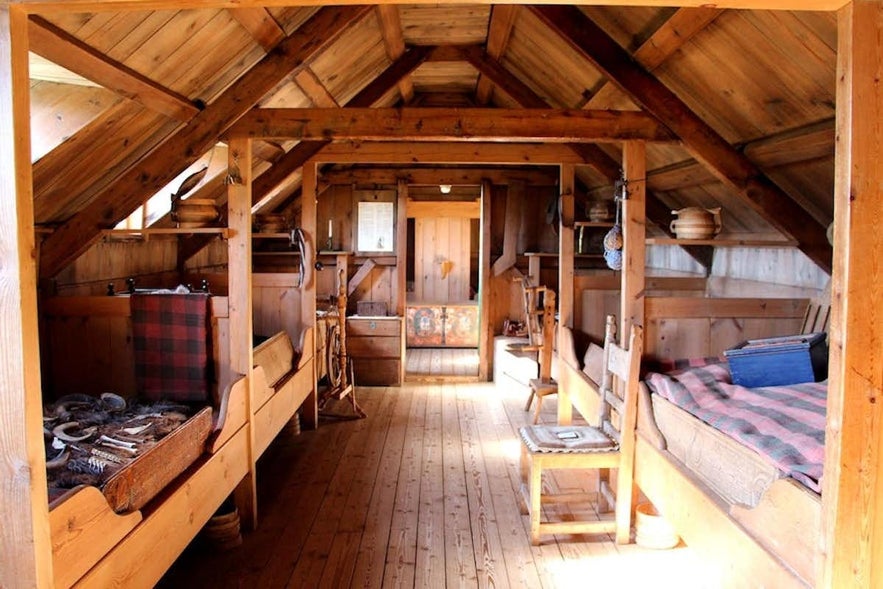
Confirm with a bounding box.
[645,360,826,493]
[132,293,212,403]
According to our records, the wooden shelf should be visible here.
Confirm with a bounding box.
[574,221,615,228]
[645,237,798,247]
[252,232,293,239]
[103,227,229,237]
[524,252,558,257]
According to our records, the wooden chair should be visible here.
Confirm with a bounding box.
[522,286,557,424]
[519,315,643,545]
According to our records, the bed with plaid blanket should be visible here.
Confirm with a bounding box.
[644,360,826,492]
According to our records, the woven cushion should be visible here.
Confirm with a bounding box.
[520,425,617,454]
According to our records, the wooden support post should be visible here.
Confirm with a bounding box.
[621,142,646,338]
[478,179,493,381]
[227,137,257,531]
[558,164,575,328]
[394,179,408,317]
[492,180,524,276]
[0,7,53,587]
[302,161,319,426]
[823,3,883,587]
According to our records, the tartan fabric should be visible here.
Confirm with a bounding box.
[132,293,212,403]
[645,361,826,493]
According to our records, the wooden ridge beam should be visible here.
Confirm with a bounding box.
[311,141,587,165]
[476,5,518,105]
[40,5,373,278]
[530,5,831,272]
[227,107,676,142]
[28,15,200,121]
[375,6,413,104]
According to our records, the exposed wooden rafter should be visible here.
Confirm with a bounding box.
[375,6,414,104]
[27,16,199,121]
[40,5,374,278]
[321,166,558,186]
[293,68,340,107]
[227,107,676,142]
[475,4,518,105]
[531,5,831,272]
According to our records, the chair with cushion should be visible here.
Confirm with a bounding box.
[519,315,643,545]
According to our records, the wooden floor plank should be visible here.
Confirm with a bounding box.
[383,384,427,588]
[161,382,711,589]
[414,384,446,587]
[441,382,479,585]
[351,386,412,587]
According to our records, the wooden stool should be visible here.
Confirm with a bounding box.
[525,378,557,424]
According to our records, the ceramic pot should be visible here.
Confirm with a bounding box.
[171,197,219,228]
[670,207,722,240]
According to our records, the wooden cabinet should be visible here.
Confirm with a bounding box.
[347,316,403,385]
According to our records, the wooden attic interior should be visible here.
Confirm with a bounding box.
[3,0,883,587]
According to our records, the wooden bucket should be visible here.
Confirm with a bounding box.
[634,502,679,549]
[202,505,242,550]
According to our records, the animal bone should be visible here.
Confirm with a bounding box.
[121,424,151,435]
[100,392,127,412]
[99,442,137,455]
[99,435,136,449]
[46,448,69,469]
[53,422,96,443]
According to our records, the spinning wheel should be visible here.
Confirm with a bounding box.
[326,323,343,389]
[318,267,364,419]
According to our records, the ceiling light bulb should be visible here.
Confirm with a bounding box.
[439,184,452,194]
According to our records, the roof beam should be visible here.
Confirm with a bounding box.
[375,6,413,104]
[227,107,676,142]
[475,4,518,105]
[321,166,558,186]
[39,5,373,278]
[531,5,831,272]
[293,67,340,107]
[27,15,199,121]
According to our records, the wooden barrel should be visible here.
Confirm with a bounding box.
[634,502,679,549]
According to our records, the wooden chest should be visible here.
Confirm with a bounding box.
[347,316,403,385]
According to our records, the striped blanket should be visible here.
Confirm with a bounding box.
[644,360,826,492]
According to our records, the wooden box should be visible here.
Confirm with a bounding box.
[356,300,388,316]
[347,316,403,385]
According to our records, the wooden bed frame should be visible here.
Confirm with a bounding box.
[41,295,317,588]
[555,328,820,588]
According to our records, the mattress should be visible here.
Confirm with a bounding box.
[641,360,825,507]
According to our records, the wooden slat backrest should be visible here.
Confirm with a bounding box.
[598,315,643,444]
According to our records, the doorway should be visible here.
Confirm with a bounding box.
[404,187,481,380]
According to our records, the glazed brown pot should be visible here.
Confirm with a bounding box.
[670,207,722,240]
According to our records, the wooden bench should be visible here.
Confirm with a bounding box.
[252,328,317,457]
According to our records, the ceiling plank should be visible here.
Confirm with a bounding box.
[459,45,548,108]
[375,5,413,103]
[228,107,676,143]
[39,5,373,278]
[28,15,199,121]
[584,7,724,109]
[475,4,518,105]
[228,7,285,52]
[293,68,340,107]
[531,5,831,272]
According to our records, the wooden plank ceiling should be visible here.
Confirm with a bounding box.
[26,4,836,276]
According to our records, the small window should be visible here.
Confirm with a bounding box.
[354,190,396,253]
